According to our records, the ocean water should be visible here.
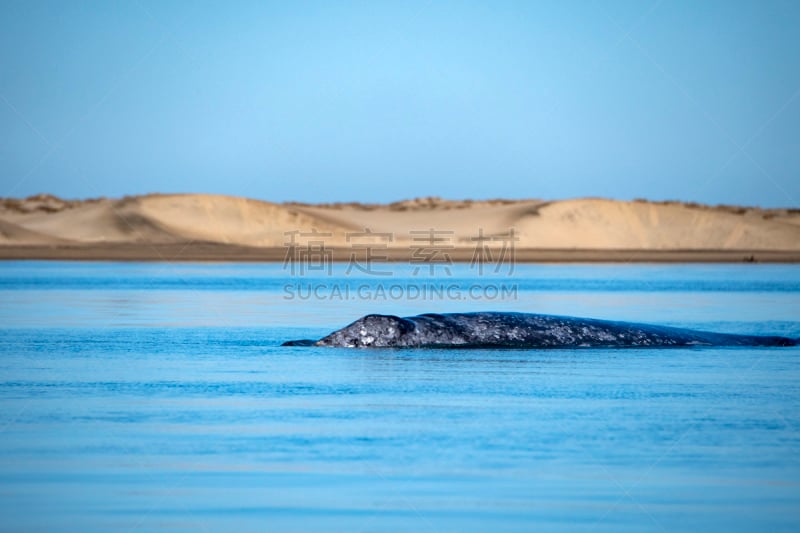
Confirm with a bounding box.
[1,261,799,532]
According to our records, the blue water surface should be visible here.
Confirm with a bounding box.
[1,262,799,532]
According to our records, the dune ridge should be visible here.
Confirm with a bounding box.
[1,193,798,260]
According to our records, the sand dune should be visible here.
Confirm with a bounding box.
[0,194,352,247]
[0,194,798,260]
[0,218,66,245]
[516,199,800,250]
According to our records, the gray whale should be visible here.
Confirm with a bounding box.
[283,312,798,348]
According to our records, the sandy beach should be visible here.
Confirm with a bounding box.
[1,193,798,262]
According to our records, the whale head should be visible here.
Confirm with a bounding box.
[315,314,416,347]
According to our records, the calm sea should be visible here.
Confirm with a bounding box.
[1,261,799,532]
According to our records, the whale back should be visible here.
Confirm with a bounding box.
[315,314,416,347]
[286,312,799,348]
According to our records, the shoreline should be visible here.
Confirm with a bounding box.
[3,195,799,259]
[1,243,798,263]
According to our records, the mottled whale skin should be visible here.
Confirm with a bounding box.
[282,312,798,348]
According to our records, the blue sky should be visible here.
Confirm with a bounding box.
[1,0,798,206]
